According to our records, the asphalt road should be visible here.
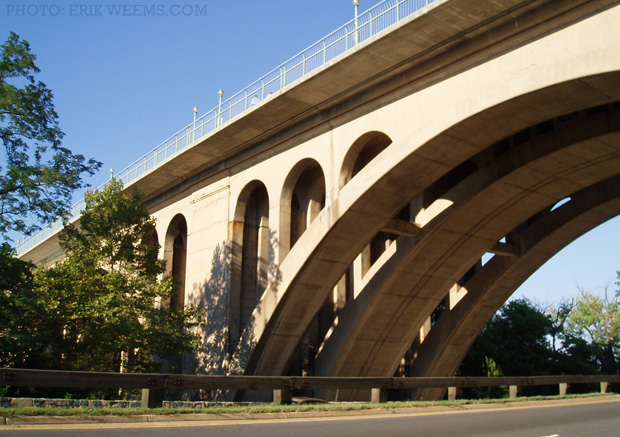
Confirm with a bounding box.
[2,397,620,436]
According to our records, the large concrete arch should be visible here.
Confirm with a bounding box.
[227,6,620,387]
[410,174,620,400]
[314,103,620,400]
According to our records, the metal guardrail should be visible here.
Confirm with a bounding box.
[16,0,438,257]
[1,368,618,407]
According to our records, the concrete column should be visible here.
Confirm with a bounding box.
[419,317,432,343]
[335,274,348,312]
[353,254,364,297]
[141,388,164,408]
[360,245,371,278]
[559,383,568,396]
[257,216,270,294]
[371,388,388,403]
[447,387,457,401]
[509,385,519,399]
[228,221,244,350]
[449,283,467,310]
[273,389,293,405]
[601,382,609,394]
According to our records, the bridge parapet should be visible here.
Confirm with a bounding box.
[16,0,440,258]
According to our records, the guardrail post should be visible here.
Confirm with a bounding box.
[559,382,568,396]
[447,387,457,401]
[141,388,164,409]
[273,389,293,405]
[371,388,388,403]
[509,385,520,399]
[601,382,609,394]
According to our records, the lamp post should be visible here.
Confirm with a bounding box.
[353,0,360,44]
[218,89,224,127]
[193,105,198,140]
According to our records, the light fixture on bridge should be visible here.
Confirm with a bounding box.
[192,106,199,141]
[110,168,114,180]
[217,89,224,127]
[353,0,360,44]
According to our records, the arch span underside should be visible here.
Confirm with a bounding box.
[411,173,620,400]
[315,103,620,400]
[228,6,620,400]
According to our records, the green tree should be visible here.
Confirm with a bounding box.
[0,243,44,368]
[0,31,100,238]
[545,298,599,375]
[459,299,556,397]
[565,285,620,374]
[547,298,573,359]
[483,299,553,376]
[32,179,203,373]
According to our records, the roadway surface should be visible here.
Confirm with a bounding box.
[2,396,619,436]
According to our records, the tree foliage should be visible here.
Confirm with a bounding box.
[565,285,620,374]
[460,299,554,378]
[0,31,101,238]
[0,243,42,368]
[460,285,620,397]
[29,179,203,373]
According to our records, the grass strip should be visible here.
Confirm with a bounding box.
[0,393,612,417]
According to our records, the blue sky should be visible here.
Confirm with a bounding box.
[2,0,618,306]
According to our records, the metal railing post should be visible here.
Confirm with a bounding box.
[370,10,374,35]
[302,52,307,75]
[354,0,360,45]
[280,65,286,89]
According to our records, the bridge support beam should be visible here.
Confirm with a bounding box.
[380,219,421,237]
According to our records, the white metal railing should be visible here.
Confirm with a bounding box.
[16,0,437,256]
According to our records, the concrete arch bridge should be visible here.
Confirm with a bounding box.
[20,0,620,401]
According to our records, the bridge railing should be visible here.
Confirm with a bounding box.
[16,0,438,257]
[1,368,618,407]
